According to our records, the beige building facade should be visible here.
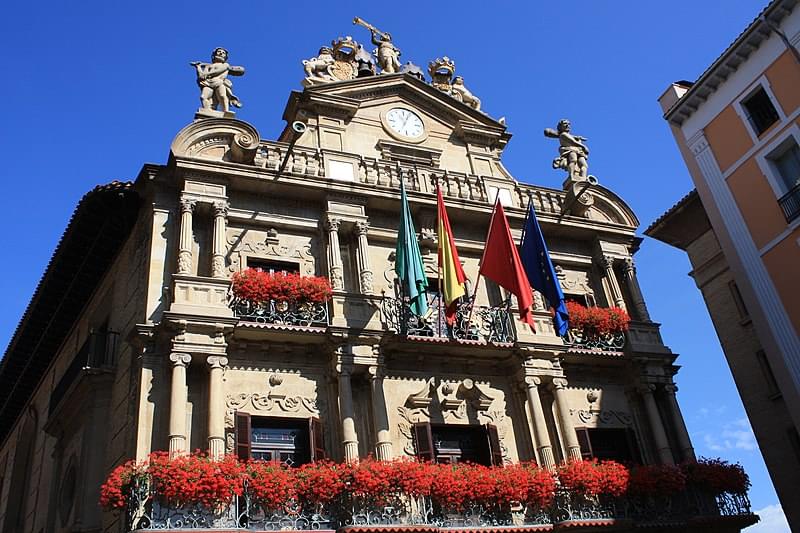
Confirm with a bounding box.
[0,30,754,533]
[648,0,800,529]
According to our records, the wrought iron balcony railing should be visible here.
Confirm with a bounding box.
[563,328,626,352]
[778,181,800,223]
[124,483,754,532]
[231,298,329,328]
[380,293,515,343]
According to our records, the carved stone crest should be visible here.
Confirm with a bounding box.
[302,36,367,87]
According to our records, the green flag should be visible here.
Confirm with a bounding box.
[395,180,429,316]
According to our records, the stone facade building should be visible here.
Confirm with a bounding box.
[0,30,754,533]
[648,0,800,528]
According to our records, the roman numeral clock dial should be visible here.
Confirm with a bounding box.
[385,108,425,141]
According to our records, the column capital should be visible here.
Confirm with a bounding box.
[664,383,678,394]
[212,201,229,218]
[524,376,543,388]
[599,255,616,270]
[354,220,370,236]
[207,355,229,369]
[621,257,636,274]
[180,197,197,213]
[367,364,385,380]
[551,377,569,390]
[169,352,192,367]
[325,216,342,232]
[637,383,657,395]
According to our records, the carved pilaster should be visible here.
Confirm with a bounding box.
[336,366,359,462]
[638,384,674,464]
[368,365,392,460]
[524,376,555,469]
[551,377,582,460]
[177,198,197,275]
[325,216,344,291]
[354,221,374,295]
[168,352,192,456]
[207,355,228,459]
[663,384,695,461]
[212,201,229,279]
[621,257,650,321]
[599,255,626,310]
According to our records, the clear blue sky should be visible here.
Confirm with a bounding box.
[0,0,786,529]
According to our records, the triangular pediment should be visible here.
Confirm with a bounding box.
[280,73,510,150]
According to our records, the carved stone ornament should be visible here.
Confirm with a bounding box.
[226,230,315,276]
[302,36,366,87]
[190,47,245,117]
[544,119,590,183]
[428,57,456,93]
[571,408,633,426]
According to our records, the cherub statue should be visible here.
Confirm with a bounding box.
[544,119,589,182]
[371,30,401,73]
[451,76,481,111]
[190,48,245,114]
[302,46,337,83]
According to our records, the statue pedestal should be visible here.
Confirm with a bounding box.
[195,108,236,120]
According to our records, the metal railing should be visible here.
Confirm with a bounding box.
[778,181,800,223]
[231,298,329,328]
[380,293,515,343]
[563,328,626,352]
[125,483,753,532]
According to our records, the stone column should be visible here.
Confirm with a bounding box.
[664,384,695,461]
[524,377,555,469]
[639,384,674,464]
[177,198,196,275]
[337,368,359,462]
[621,258,650,321]
[168,352,192,457]
[211,201,229,279]
[207,356,228,459]
[325,216,344,291]
[599,255,626,310]
[368,365,393,460]
[354,221,374,295]
[552,378,582,461]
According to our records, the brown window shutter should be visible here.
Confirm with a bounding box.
[234,412,251,461]
[485,424,504,466]
[575,427,592,460]
[413,422,435,462]
[309,417,326,461]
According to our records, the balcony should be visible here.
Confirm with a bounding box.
[232,298,330,329]
[563,329,626,352]
[380,294,515,344]
[778,182,800,223]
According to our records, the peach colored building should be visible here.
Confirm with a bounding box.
[649,0,800,528]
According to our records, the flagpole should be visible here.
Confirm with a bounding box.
[437,266,444,337]
[464,199,500,336]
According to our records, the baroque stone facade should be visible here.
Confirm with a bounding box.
[0,37,737,533]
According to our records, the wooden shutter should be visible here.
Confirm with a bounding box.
[413,422,435,462]
[309,417,327,461]
[485,424,504,466]
[575,427,592,460]
[234,412,251,461]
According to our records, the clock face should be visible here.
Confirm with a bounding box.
[385,108,424,138]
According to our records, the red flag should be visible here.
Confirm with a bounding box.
[479,200,535,328]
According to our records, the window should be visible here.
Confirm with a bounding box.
[234,414,325,466]
[756,350,781,399]
[575,428,640,464]
[741,87,779,136]
[246,258,299,275]
[413,422,502,466]
[728,281,749,320]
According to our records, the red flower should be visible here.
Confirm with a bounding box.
[556,459,628,497]
[231,269,333,304]
[682,457,750,495]
[627,464,686,497]
[247,460,297,511]
[566,301,630,335]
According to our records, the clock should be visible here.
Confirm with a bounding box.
[385,107,425,140]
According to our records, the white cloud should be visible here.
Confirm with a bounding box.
[701,417,757,453]
[745,504,790,532]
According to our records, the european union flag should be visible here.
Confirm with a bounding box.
[520,202,569,336]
